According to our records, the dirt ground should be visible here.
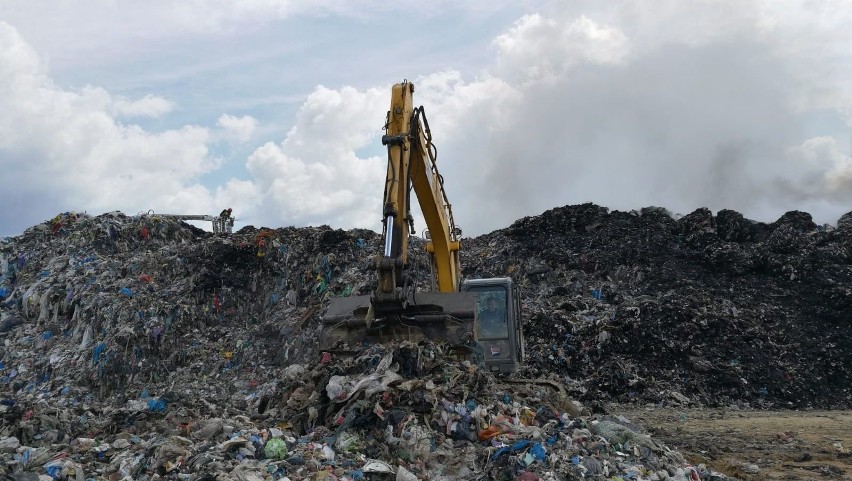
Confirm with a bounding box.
[611,405,852,480]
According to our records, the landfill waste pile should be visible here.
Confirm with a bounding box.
[0,205,848,480]
[463,204,851,410]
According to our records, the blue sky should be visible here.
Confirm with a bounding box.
[1,0,851,237]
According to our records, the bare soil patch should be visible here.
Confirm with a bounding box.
[613,406,852,480]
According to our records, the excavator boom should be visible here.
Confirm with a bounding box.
[320,81,522,372]
[320,81,471,353]
[373,82,461,312]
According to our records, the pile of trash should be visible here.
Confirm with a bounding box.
[464,204,851,409]
[0,204,849,479]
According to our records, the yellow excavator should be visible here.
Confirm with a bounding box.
[319,81,524,373]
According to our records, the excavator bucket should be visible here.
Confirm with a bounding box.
[319,292,479,356]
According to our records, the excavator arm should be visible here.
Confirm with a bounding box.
[373,81,462,315]
[320,81,477,352]
[319,81,525,371]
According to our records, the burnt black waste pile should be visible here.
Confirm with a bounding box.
[0,204,849,480]
[464,204,851,409]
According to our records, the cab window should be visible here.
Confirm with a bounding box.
[468,286,508,339]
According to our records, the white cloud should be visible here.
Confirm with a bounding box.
[787,137,852,196]
[217,114,259,142]
[112,94,173,118]
[230,85,388,229]
[709,1,852,118]
[0,22,218,233]
[225,73,520,233]
[358,2,852,233]
[2,1,852,237]
[214,179,263,222]
[493,14,630,82]
[219,0,852,234]
[413,71,519,135]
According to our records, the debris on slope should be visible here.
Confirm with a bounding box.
[463,203,851,409]
[0,204,849,480]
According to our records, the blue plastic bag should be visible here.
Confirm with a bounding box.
[530,442,546,461]
[147,398,167,412]
[92,343,108,364]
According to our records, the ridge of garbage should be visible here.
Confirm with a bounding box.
[0,203,849,480]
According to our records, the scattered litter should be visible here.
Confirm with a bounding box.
[0,204,848,479]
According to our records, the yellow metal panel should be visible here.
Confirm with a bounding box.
[383,82,414,262]
[380,81,463,293]
[410,127,458,292]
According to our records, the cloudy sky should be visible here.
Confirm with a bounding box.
[1,0,850,237]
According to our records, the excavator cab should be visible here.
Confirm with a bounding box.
[462,278,524,373]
